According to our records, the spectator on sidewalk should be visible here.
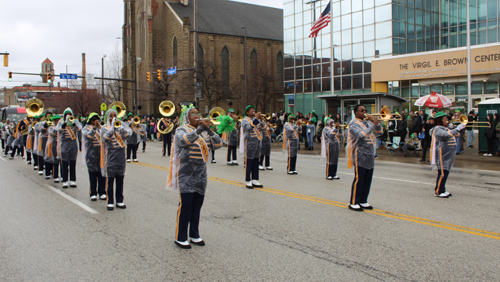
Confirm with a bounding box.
[412,111,422,138]
[397,113,408,144]
[402,134,420,157]
[494,113,500,154]
[484,113,496,157]
[420,117,435,162]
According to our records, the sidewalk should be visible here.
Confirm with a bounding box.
[270,137,500,172]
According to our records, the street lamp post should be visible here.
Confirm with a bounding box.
[241,26,247,106]
[102,54,107,105]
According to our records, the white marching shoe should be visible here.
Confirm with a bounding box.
[251,180,263,188]
[38,171,43,175]
[62,182,69,188]
[53,178,61,183]
[258,165,265,170]
[69,181,77,188]
[265,166,273,170]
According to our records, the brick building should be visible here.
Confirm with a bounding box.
[122,0,283,116]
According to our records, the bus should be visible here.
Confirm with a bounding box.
[1,106,27,122]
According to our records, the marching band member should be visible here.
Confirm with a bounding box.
[158,116,172,157]
[25,117,34,165]
[82,113,106,201]
[57,108,81,188]
[10,118,28,159]
[346,105,382,211]
[259,118,273,170]
[283,114,301,175]
[100,107,132,210]
[44,115,61,181]
[0,118,6,151]
[239,105,264,189]
[4,119,15,158]
[140,119,148,153]
[225,109,239,166]
[321,117,340,180]
[166,104,222,249]
[36,113,52,174]
[126,112,140,162]
[430,111,465,198]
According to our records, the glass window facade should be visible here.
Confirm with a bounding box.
[284,0,500,112]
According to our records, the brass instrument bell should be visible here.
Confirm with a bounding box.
[110,101,127,119]
[25,98,44,117]
[264,113,271,120]
[365,107,402,121]
[133,116,141,125]
[159,100,175,117]
[114,119,122,129]
[200,107,226,125]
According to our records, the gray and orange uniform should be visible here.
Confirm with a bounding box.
[259,121,273,167]
[322,124,340,177]
[240,116,263,182]
[346,118,382,206]
[430,125,460,195]
[284,122,301,172]
[82,124,105,198]
[169,123,222,242]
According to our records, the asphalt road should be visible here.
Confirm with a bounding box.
[1,141,499,281]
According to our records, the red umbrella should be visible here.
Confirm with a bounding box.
[414,91,452,108]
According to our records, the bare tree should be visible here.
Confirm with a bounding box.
[248,65,280,113]
[105,42,123,103]
[196,61,241,110]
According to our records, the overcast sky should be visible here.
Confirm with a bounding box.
[0,0,283,88]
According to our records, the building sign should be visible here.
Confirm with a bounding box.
[288,94,295,106]
[372,43,500,82]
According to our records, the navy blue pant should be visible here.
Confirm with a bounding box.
[435,169,450,195]
[245,157,259,181]
[287,156,297,172]
[350,166,374,205]
[259,154,270,167]
[176,192,205,242]
[127,143,138,160]
[61,160,76,182]
[10,146,24,158]
[107,175,124,205]
[327,164,338,177]
[162,133,171,156]
[38,155,44,171]
[33,153,38,167]
[45,161,59,178]
[88,170,106,197]
[227,145,237,162]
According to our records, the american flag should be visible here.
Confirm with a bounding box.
[308,2,331,38]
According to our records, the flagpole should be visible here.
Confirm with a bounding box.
[329,0,334,119]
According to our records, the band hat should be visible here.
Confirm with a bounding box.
[228,108,235,113]
[88,112,100,121]
[128,112,134,116]
[434,111,448,118]
[50,115,62,121]
[40,113,46,117]
[245,105,255,114]
[34,115,40,120]
[288,114,295,122]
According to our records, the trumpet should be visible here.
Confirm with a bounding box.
[46,120,53,127]
[133,116,141,125]
[199,107,225,125]
[264,113,272,120]
[451,114,491,127]
[100,120,105,126]
[68,116,75,123]
[236,115,244,122]
[32,121,38,127]
[114,119,122,129]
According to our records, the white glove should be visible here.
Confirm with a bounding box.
[65,115,70,123]
[456,124,466,131]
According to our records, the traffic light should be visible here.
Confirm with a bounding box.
[146,72,151,82]
[157,69,162,81]
[3,55,8,67]
[8,71,12,82]
[47,73,52,83]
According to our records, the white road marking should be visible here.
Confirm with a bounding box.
[336,172,435,186]
[45,184,99,214]
[0,156,6,162]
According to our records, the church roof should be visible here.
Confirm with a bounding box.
[42,58,53,64]
[168,0,283,41]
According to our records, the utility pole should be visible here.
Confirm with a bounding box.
[82,53,87,91]
[134,55,138,115]
[193,0,199,108]
[242,26,247,106]
[102,54,107,104]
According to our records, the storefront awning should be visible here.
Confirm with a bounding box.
[317,92,408,103]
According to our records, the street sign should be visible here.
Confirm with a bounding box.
[86,73,95,83]
[288,94,295,106]
[59,73,78,79]
[100,103,107,112]
[167,67,177,75]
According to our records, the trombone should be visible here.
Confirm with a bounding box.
[452,114,491,127]
[199,107,226,125]
[264,113,272,120]
[365,107,402,121]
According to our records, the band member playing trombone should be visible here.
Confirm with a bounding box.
[166,104,222,249]
[259,118,273,171]
[82,113,106,201]
[430,111,465,198]
[57,108,81,188]
[346,105,382,211]
[101,107,132,210]
[225,108,239,166]
[240,105,264,189]
[284,114,301,174]
[126,113,140,162]
[44,115,61,182]
[322,117,340,180]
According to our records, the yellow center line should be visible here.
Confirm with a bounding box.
[132,161,500,240]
